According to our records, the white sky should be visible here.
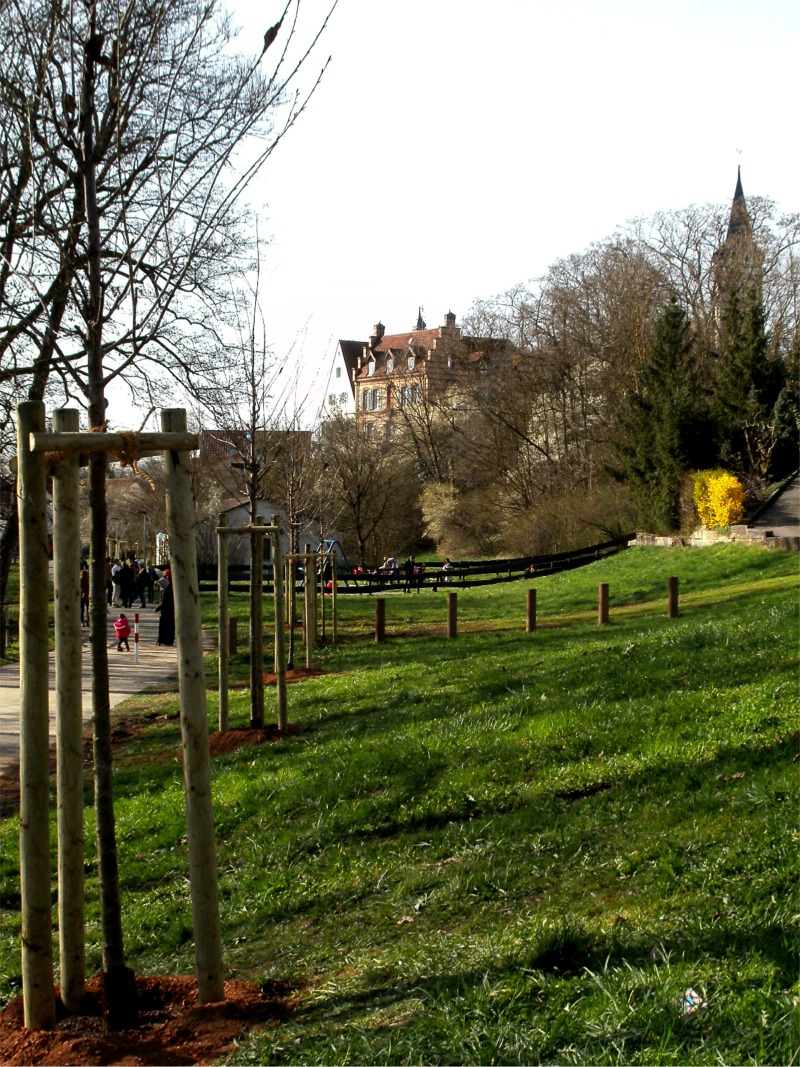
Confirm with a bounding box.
[229,0,799,422]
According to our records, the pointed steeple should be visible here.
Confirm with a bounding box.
[415,306,426,330]
[726,165,751,242]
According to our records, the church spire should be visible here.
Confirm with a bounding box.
[726,165,751,242]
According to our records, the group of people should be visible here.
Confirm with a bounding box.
[80,558,175,648]
[373,555,454,592]
[106,557,156,610]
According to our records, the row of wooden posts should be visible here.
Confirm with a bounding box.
[16,387,682,1034]
[372,579,680,642]
[215,519,341,734]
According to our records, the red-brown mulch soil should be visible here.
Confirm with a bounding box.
[0,974,296,1065]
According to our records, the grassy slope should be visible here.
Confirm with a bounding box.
[1,544,798,1065]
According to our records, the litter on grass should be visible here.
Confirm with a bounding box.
[680,987,707,1017]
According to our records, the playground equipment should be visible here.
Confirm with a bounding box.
[318,538,358,584]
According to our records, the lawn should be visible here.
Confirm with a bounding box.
[1,544,798,1064]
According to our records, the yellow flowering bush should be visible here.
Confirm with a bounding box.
[692,469,745,529]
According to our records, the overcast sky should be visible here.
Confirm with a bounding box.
[230,0,798,421]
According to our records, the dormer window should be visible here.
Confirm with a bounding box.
[386,357,394,374]
[367,360,375,377]
[407,353,415,371]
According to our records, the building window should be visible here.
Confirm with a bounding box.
[339,392,348,405]
[367,360,375,377]
[412,385,422,404]
[407,353,415,371]
[335,366,341,378]
[386,357,394,374]
[383,421,395,441]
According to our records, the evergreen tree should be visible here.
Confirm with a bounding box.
[623,298,713,533]
[713,287,789,477]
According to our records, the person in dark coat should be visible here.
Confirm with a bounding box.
[118,561,135,609]
[156,570,175,646]
[135,564,149,609]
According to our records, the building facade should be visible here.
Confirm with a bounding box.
[338,310,511,438]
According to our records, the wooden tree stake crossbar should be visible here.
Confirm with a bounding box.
[29,430,199,455]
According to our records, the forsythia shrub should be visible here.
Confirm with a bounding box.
[693,469,745,528]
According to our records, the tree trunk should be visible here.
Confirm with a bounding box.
[82,7,135,1026]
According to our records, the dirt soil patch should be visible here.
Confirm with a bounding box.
[0,974,293,1065]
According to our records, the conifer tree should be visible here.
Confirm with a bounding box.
[623,298,713,533]
[713,287,788,477]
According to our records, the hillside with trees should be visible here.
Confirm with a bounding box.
[319,186,798,564]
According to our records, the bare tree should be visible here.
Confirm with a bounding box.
[0,0,334,1024]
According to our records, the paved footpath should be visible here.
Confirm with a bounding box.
[747,471,800,539]
[0,603,180,793]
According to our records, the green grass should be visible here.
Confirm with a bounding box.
[1,544,798,1064]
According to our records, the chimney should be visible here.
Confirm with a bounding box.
[369,321,385,349]
[443,310,456,328]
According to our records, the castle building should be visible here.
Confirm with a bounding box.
[334,310,512,438]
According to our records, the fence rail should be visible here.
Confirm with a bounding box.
[198,533,636,595]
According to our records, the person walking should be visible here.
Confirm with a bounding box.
[114,612,131,652]
[156,570,175,646]
[79,561,90,625]
[118,560,135,609]
[135,564,149,609]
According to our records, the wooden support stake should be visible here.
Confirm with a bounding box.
[304,550,315,670]
[447,591,458,639]
[375,597,386,643]
[526,587,537,633]
[217,514,229,732]
[668,576,679,619]
[271,516,288,731]
[16,401,55,1029]
[52,408,85,1012]
[161,408,224,1005]
[598,582,609,625]
[250,517,265,729]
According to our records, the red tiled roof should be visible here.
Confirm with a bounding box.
[374,329,439,352]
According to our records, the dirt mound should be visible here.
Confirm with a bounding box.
[0,974,292,1065]
[208,723,298,755]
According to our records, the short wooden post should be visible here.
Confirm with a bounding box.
[161,408,224,1005]
[525,587,537,633]
[271,516,288,731]
[668,576,679,619]
[250,517,265,729]
[598,582,609,625]
[53,408,85,1012]
[17,401,56,1029]
[227,617,237,653]
[217,514,229,732]
[447,591,458,638]
[375,597,386,643]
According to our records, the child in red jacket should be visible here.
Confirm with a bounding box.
[114,612,131,652]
